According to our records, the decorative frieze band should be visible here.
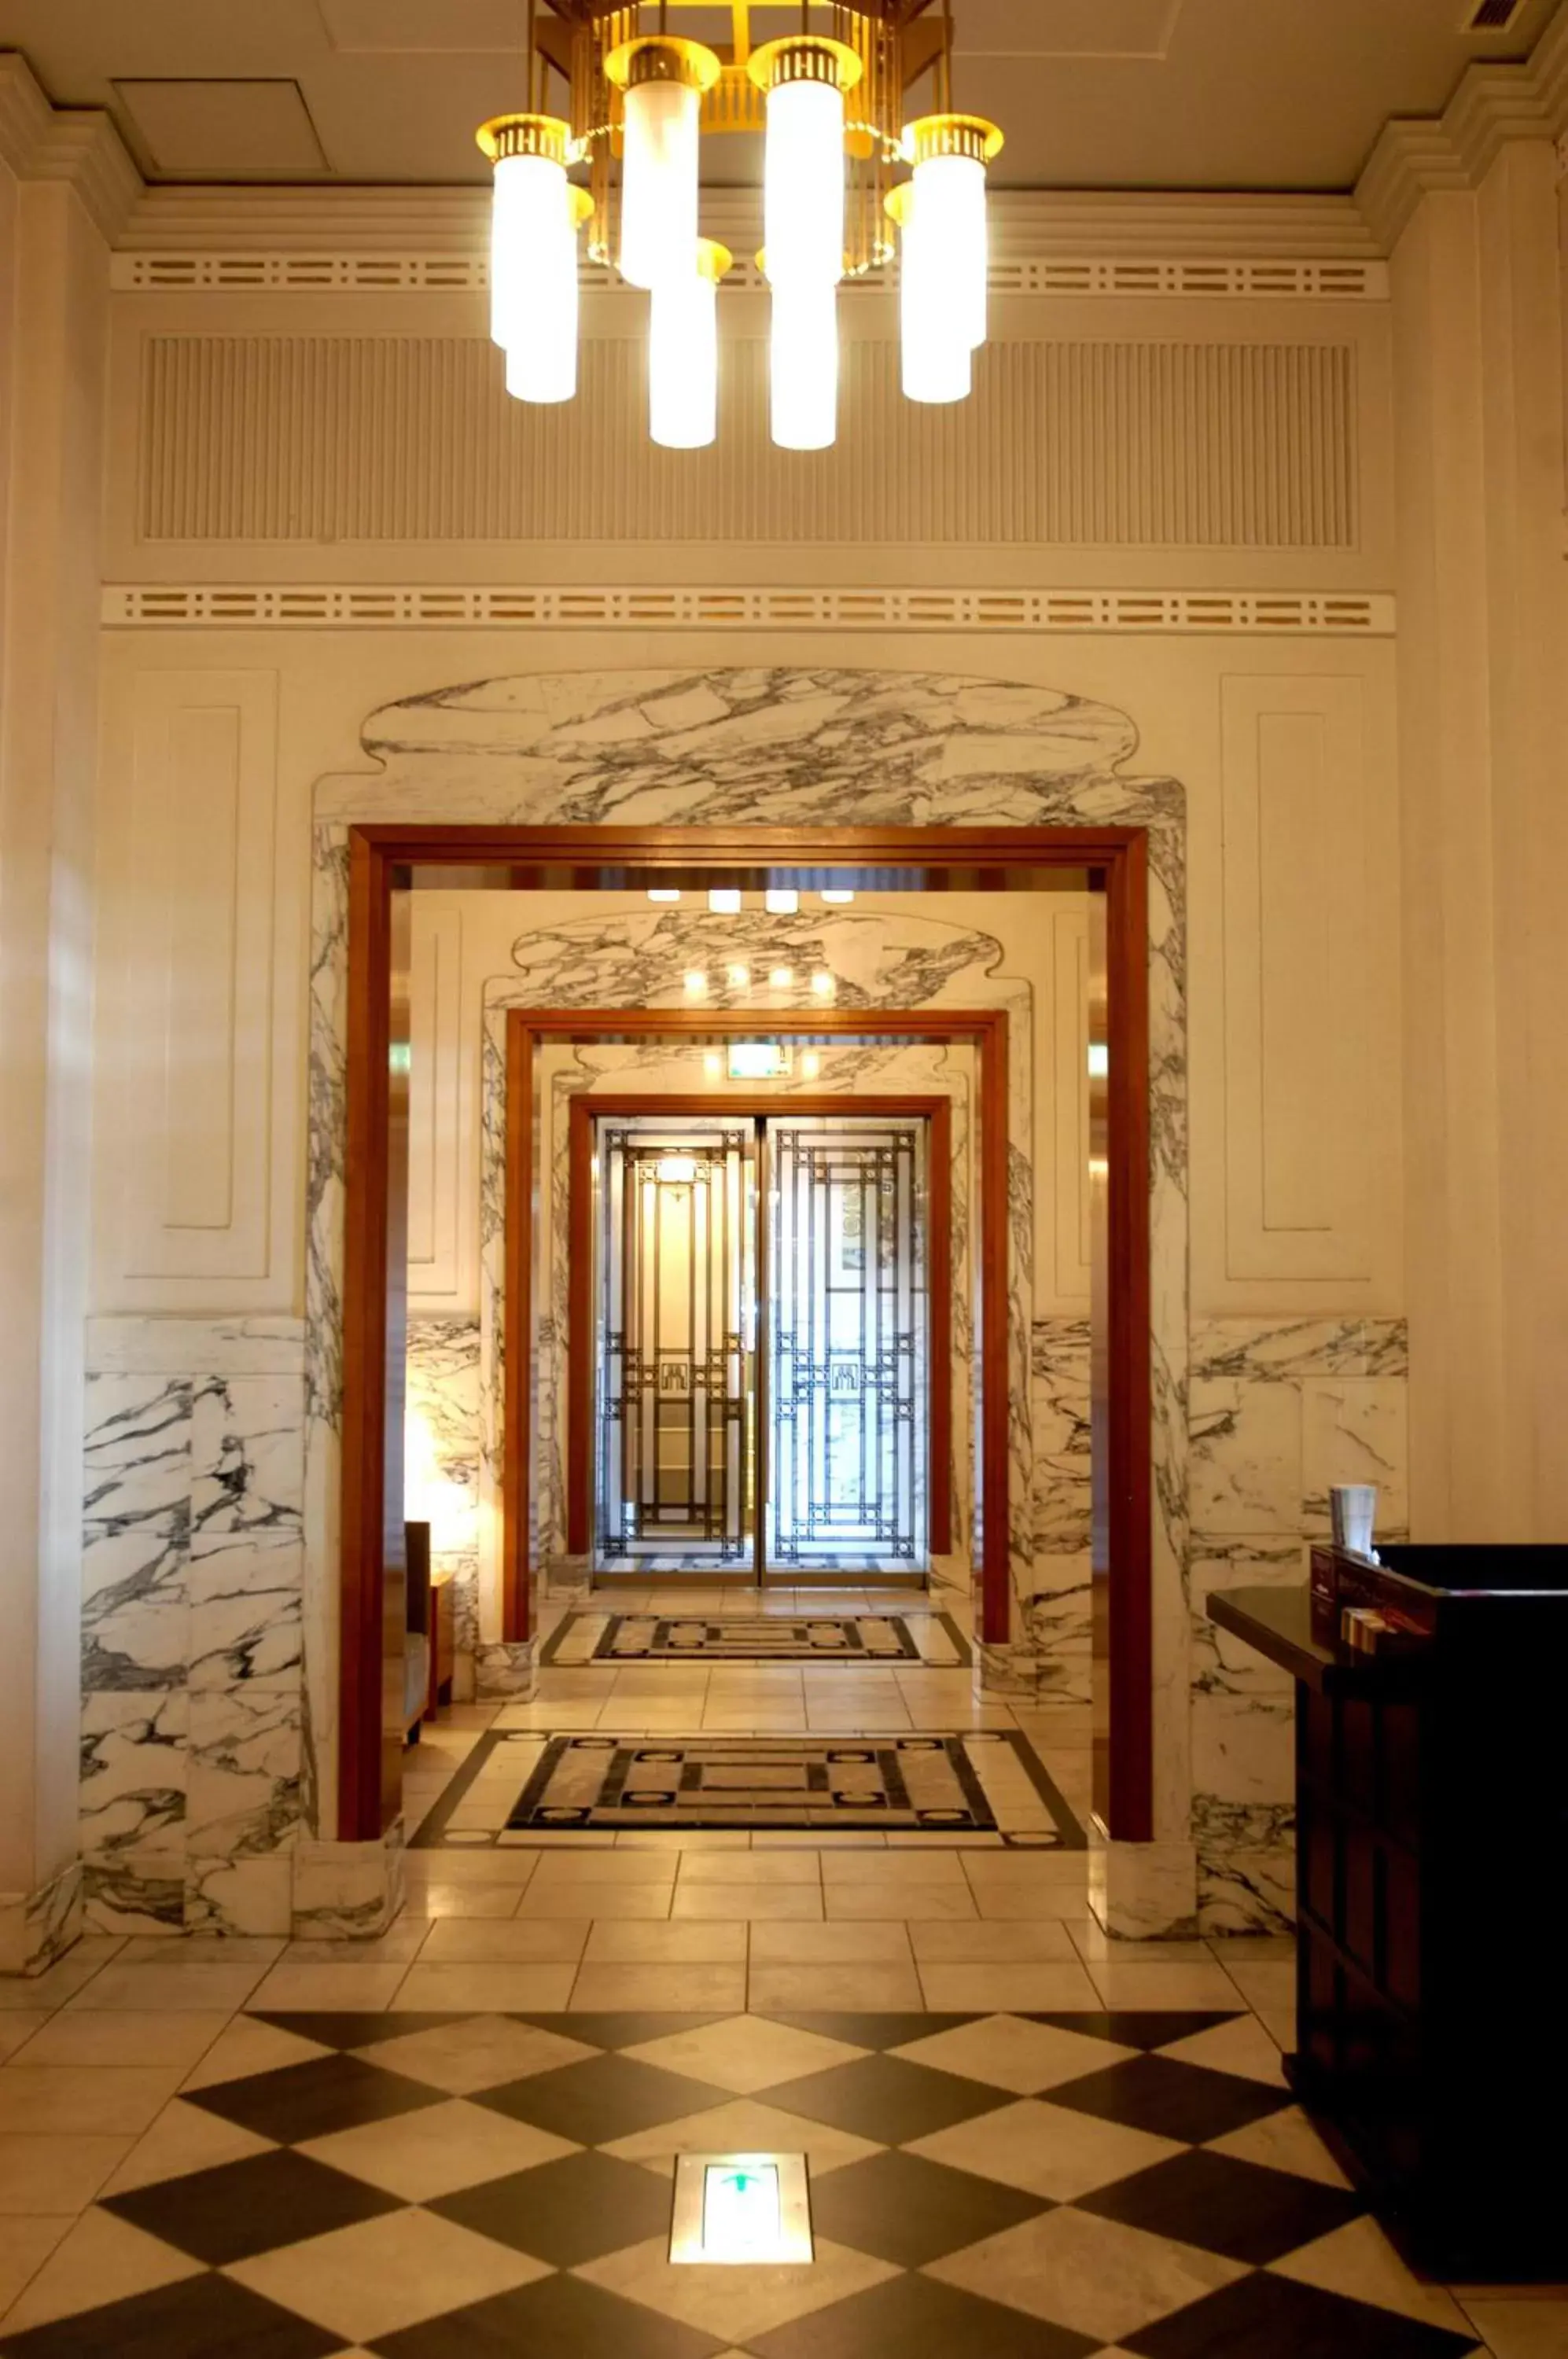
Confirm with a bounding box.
[101,583,1397,637]
[109,250,1389,302]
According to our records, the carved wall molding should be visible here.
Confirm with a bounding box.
[1356,1,1568,251]
[0,54,140,244]
[101,582,1397,635]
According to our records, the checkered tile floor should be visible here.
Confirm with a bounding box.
[0,2008,1486,2357]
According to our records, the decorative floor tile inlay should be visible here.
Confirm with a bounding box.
[1,2007,1486,2359]
[411,1732,1084,1846]
[539,1608,969,1667]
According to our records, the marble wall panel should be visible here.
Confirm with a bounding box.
[405,1315,481,1698]
[80,1322,307,1938]
[301,665,1189,1905]
[1187,1317,1408,1935]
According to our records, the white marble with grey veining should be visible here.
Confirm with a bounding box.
[406,1315,481,1699]
[303,664,1190,1893]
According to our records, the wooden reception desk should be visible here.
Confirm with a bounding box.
[1209,1549,1568,2276]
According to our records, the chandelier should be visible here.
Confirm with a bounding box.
[477,1,1003,450]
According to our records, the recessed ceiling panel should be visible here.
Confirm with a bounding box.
[956,0,1183,59]
[317,0,519,52]
[114,79,329,175]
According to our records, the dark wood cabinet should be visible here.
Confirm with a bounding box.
[1209,1551,1568,2276]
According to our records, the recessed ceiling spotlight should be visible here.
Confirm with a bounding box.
[801,1051,821,1079]
[703,1051,723,1076]
[768,967,793,988]
[709,888,742,914]
[727,963,751,988]
[811,972,835,996]
[647,887,682,903]
[820,889,856,904]
[764,889,799,915]
[683,971,707,995]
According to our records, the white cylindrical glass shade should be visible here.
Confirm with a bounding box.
[915,149,988,349]
[650,265,719,448]
[495,158,579,402]
[770,277,838,450]
[899,183,970,405]
[491,151,572,353]
[764,77,845,285]
[620,77,700,289]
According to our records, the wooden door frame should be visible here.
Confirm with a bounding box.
[559,1090,955,1575]
[340,823,1151,1845]
[509,1021,996,1636]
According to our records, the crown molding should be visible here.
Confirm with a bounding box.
[114,181,1382,268]
[1356,0,1568,251]
[0,53,141,244]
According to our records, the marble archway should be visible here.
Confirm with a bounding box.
[304,666,1191,1938]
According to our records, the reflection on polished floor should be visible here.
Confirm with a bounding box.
[0,1596,1555,2354]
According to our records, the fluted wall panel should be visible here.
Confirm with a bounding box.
[137,333,1357,550]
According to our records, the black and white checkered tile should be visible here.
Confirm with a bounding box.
[0,2008,1485,2357]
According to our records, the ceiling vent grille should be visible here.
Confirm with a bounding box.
[1463,0,1525,31]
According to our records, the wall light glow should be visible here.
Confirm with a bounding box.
[683,970,707,995]
[811,972,835,996]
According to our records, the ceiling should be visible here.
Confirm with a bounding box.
[0,0,1555,192]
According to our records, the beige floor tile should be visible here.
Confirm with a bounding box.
[747,1921,912,1966]
[961,1849,1089,1882]
[675,1851,821,1883]
[911,2094,1183,2200]
[583,1921,748,1964]
[0,2066,184,2136]
[623,2016,863,2094]
[391,1963,578,2012]
[820,1850,967,1884]
[1207,2105,1352,2189]
[524,1882,673,1921]
[282,1923,430,1964]
[403,1850,540,1884]
[246,1963,407,2013]
[910,1920,1078,1963]
[1253,2003,1296,2049]
[0,2134,134,2215]
[302,2097,576,2201]
[506,1848,677,1883]
[1087,1962,1249,2011]
[1221,1958,1296,2011]
[62,1962,267,2015]
[569,1963,748,2013]
[0,2205,201,2330]
[226,2209,549,2344]
[397,1883,523,1919]
[926,2206,1246,2342]
[613,1831,753,1852]
[967,1885,1091,1922]
[577,2234,898,2342]
[101,2096,278,2195]
[366,2015,594,2094]
[0,2020,51,2065]
[416,1918,590,1964]
[749,1963,926,2012]
[1272,2217,1476,2333]
[0,2216,73,2313]
[1069,1927,1217,1965]
[1460,2297,1568,2357]
[6,2011,230,2072]
[672,1884,823,1921]
[1207,1933,1297,1964]
[605,2096,882,2181]
[1157,2012,1289,2086]
[823,1884,977,1921]
[114,1938,283,1967]
[917,1963,1100,2012]
[893,2015,1139,2094]
[0,1946,123,2012]
[179,2018,332,2092]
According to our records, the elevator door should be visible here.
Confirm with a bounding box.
[593,1112,928,1583]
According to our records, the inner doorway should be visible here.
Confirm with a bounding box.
[588,1105,938,1587]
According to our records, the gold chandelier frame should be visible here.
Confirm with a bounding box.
[517,0,963,276]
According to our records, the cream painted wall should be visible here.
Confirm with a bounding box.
[90,629,1407,1338]
[0,164,110,1918]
